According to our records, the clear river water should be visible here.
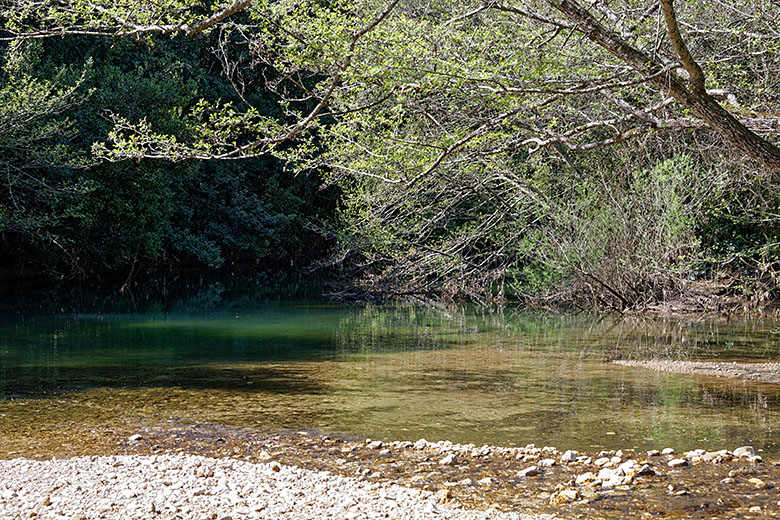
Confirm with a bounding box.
[2,282,780,457]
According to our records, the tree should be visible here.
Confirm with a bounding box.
[2,0,779,307]
[0,41,91,273]
[4,0,778,172]
[0,24,337,279]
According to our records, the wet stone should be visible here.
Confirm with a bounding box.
[435,488,452,502]
[575,472,596,485]
[517,466,538,478]
[560,450,578,463]
[734,446,755,458]
[439,454,456,466]
[636,464,655,476]
[550,488,579,504]
[617,460,636,476]
[7,420,780,520]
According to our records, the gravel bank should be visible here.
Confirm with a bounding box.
[0,454,553,520]
[612,360,780,384]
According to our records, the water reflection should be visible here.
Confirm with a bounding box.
[1,299,779,455]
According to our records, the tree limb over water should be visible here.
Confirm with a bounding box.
[2,0,779,173]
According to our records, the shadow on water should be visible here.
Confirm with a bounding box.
[0,363,330,398]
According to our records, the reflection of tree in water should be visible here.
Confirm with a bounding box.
[0,272,324,315]
[330,303,472,354]
[2,298,780,453]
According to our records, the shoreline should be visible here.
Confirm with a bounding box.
[2,423,779,519]
[612,360,780,385]
[0,454,546,520]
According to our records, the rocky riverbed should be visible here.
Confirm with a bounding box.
[3,422,780,519]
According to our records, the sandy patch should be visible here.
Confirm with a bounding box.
[612,360,780,384]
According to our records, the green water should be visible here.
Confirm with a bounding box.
[2,293,780,455]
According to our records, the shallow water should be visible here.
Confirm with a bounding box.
[1,291,780,456]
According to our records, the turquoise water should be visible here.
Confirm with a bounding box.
[1,289,780,455]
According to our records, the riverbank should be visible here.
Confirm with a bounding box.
[612,360,780,385]
[0,454,547,520]
[2,423,779,519]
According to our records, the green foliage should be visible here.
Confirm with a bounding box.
[3,0,780,311]
[0,34,336,278]
[0,41,93,273]
[518,155,708,309]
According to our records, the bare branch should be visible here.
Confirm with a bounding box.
[406,106,525,187]
[1,0,255,40]
[186,0,254,36]
[476,63,679,96]
[545,0,780,172]
[658,0,706,92]
[490,2,574,29]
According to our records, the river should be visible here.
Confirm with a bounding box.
[1,281,779,457]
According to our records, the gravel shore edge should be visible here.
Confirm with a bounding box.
[612,360,780,384]
[0,454,554,520]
